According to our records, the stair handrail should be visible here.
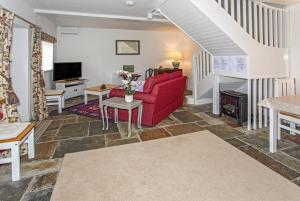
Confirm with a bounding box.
[214,0,287,48]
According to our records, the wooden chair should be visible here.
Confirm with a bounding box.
[275,78,299,138]
[145,68,154,79]
[0,123,35,181]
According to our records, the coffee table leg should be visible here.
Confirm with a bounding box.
[114,108,118,123]
[138,105,143,129]
[99,94,105,130]
[84,92,88,105]
[104,106,109,130]
[128,109,132,137]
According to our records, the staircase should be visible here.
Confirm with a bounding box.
[159,0,288,78]
[160,0,289,107]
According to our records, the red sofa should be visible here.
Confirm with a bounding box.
[109,71,187,126]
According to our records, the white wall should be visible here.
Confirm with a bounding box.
[11,27,31,121]
[0,0,56,36]
[289,4,300,94]
[56,27,198,89]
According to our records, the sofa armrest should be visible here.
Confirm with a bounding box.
[109,89,156,104]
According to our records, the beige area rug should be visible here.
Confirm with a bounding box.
[51,131,300,201]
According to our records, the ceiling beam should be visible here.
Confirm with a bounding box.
[34,9,170,23]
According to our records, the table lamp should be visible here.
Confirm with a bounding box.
[168,51,183,69]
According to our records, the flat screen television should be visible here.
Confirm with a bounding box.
[53,62,82,81]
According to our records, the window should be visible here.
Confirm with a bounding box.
[42,41,54,71]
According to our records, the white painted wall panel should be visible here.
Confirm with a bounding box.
[11,27,31,121]
[56,27,198,89]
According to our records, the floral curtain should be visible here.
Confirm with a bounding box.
[32,27,48,121]
[0,9,20,123]
[41,31,56,44]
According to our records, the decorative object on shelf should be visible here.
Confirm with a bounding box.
[100,84,106,90]
[168,51,183,69]
[116,40,140,55]
[123,65,134,73]
[117,70,137,102]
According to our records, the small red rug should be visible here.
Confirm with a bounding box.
[64,99,102,119]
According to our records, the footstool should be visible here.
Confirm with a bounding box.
[0,122,35,181]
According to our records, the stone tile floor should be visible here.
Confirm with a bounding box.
[0,95,300,201]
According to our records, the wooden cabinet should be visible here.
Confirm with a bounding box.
[154,68,182,75]
[55,80,87,99]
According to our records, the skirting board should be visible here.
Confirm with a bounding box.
[195,98,213,105]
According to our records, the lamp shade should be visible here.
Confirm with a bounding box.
[168,51,183,61]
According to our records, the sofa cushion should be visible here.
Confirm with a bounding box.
[143,73,169,93]
[169,71,182,79]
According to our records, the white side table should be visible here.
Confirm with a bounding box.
[0,122,35,181]
[84,84,119,130]
[103,97,143,137]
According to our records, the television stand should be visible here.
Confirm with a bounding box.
[55,79,87,99]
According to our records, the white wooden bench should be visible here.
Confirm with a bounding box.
[275,78,299,138]
[46,90,65,114]
[0,122,35,181]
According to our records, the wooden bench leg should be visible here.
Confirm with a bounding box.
[27,130,35,159]
[290,122,296,136]
[58,97,62,114]
[11,143,21,181]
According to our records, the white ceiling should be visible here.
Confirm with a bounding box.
[27,0,299,31]
[27,0,177,31]
[28,0,166,17]
[44,14,178,31]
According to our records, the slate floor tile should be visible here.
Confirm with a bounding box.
[165,123,205,136]
[238,132,293,152]
[225,138,247,148]
[46,120,63,131]
[37,130,58,143]
[282,146,300,161]
[207,124,243,139]
[56,122,89,140]
[22,142,57,161]
[196,120,210,127]
[22,188,53,201]
[270,151,300,173]
[239,146,300,180]
[172,111,203,123]
[140,128,171,141]
[0,177,31,201]
[89,120,119,136]
[106,133,122,141]
[284,134,300,145]
[77,116,98,123]
[156,117,179,127]
[29,172,58,192]
[186,105,211,113]
[107,138,139,147]
[52,136,105,158]
[118,122,138,138]
[294,178,300,186]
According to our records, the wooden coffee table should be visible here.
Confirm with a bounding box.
[84,84,119,130]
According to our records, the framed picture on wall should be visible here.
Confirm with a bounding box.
[116,40,140,55]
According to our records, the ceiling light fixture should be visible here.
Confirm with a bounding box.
[126,0,135,7]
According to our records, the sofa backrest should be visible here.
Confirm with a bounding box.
[143,71,183,94]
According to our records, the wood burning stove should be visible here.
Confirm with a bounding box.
[220,90,248,125]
